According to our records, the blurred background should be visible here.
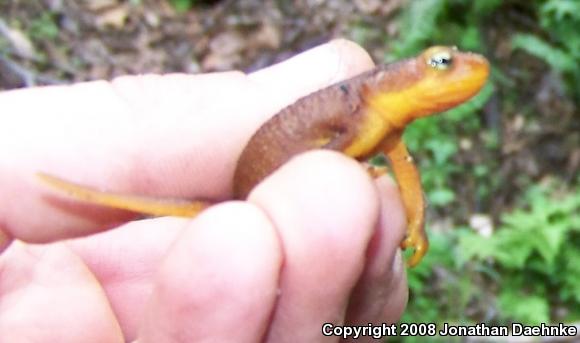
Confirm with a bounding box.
[1,0,578,341]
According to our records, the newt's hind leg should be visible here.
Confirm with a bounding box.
[379,139,428,267]
[37,173,209,217]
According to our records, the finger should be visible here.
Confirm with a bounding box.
[249,38,374,107]
[138,202,282,343]
[248,150,381,342]
[0,39,375,245]
[0,242,123,342]
[66,217,189,341]
[343,176,408,342]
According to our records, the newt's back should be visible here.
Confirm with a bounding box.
[232,76,370,199]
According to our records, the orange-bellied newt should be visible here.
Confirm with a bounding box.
[38,46,490,267]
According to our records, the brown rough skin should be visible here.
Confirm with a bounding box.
[233,75,367,199]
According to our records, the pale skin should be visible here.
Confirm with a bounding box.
[0,40,408,342]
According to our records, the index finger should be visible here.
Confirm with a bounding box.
[0,39,374,246]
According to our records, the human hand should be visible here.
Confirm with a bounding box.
[0,39,408,342]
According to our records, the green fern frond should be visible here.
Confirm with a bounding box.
[540,0,580,22]
[511,34,576,73]
[390,0,447,58]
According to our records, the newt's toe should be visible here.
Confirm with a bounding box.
[400,231,429,267]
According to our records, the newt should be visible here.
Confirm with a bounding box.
[37,46,490,267]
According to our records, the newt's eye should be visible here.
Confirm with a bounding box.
[427,51,453,70]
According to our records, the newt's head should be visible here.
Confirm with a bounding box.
[416,46,490,112]
[368,46,490,127]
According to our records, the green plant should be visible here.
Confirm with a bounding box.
[511,0,580,99]
[169,0,198,12]
[0,36,9,54]
[397,180,579,342]
[459,180,580,324]
[28,12,59,42]
[387,0,501,60]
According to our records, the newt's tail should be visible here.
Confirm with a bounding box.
[37,173,209,217]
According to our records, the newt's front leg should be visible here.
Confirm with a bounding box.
[383,138,428,267]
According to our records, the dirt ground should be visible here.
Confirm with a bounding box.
[0,0,403,84]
